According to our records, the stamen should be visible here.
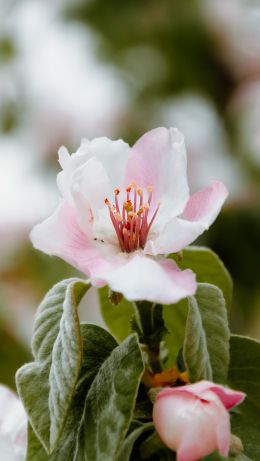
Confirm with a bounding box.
[114,188,120,213]
[145,201,160,240]
[147,186,153,205]
[126,185,131,201]
[104,183,159,252]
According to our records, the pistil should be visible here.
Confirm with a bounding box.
[105,184,160,253]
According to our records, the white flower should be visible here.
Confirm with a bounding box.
[0,385,27,461]
[31,127,228,304]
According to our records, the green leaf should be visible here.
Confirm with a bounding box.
[16,278,90,454]
[140,431,176,460]
[184,283,230,383]
[163,298,189,367]
[203,452,252,460]
[228,335,260,461]
[75,333,144,461]
[172,246,233,309]
[132,302,167,348]
[183,291,212,381]
[118,422,154,461]
[99,286,134,341]
[26,323,118,461]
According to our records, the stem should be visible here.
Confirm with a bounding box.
[132,301,167,373]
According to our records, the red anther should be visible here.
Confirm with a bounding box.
[114,188,120,195]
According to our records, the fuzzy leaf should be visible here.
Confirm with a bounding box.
[184,283,230,383]
[26,323,117,460]
[228,335,260,461]
[75,333,144,461]
[16,278,90,453]
[184,291,212,381]
[163,298,189,367]
[99,286,134,341]
[172,246,233,309]
[118,422,154,461]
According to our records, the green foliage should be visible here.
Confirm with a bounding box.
[176,246,233,309]
[163,298,188,367]
[228,335,260,461]
[204,453,251,461]
[26,323,118,460]
[118,421,154,461]
[99,286,134,341]
[16,278,90,453]
[140,430,176,460]
[75,333,144,461]
[132,301,167,348]
[184,283,230,383]
[184,290,212,381]
[164,246,231,368]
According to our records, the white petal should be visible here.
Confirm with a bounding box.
[147,181,228,255]
[86,137,131,188]
[0,386,27,459]
[57,143,90,202]
[57,136,130,202]
[97,254,196,304]
[71,157,112,218]
[125,127,190,215]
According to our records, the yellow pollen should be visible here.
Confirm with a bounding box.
[137,188,143,196]
[147,185,153,193]
[137,206,145,216]
[124,200,133,212]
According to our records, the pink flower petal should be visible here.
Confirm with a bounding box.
[153,388,230,461]
[147,181,228,255]
[183,380,245,410]
[125,127,189,214]
[156,380,245,410]
[181,181,228,224]
[30,201,117,281]
[96,254,196,304]
[0,385,27,458]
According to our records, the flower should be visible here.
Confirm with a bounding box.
[0,385,27,461]
[153,380,245,461]
[31,127,228,304]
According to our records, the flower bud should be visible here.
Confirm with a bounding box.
[153,380,245,461]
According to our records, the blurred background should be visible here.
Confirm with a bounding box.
[0,0,260,388]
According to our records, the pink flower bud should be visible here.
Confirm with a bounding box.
[153,380,245,461]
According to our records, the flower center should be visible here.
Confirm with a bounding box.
[105,183,160,253]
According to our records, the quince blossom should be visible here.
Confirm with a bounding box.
[153,380,245,461]
[0,385,27,461]
[31,127,228,304]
